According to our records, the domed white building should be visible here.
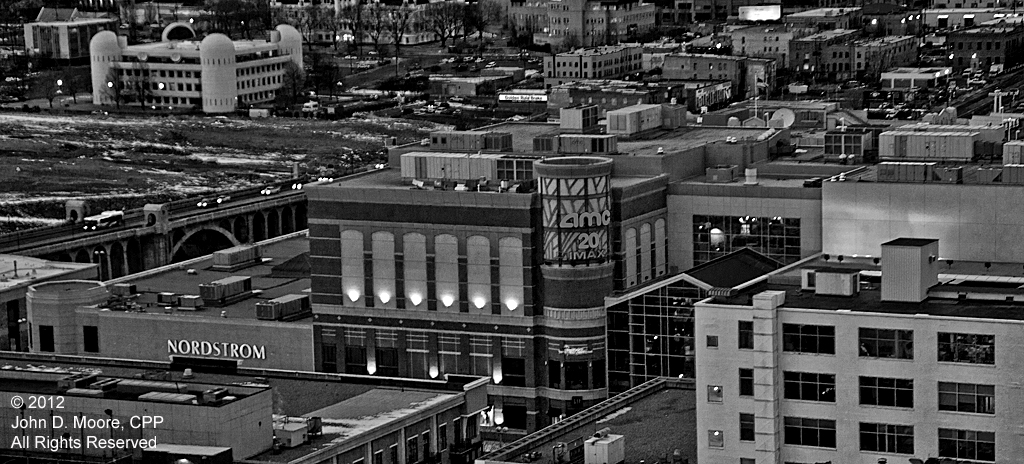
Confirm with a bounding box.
[90,24,303,113]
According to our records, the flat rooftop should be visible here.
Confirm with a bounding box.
[0,255,95,293]
[617,126,779,156]
[787,7,861,17]
[794,29,859,41]
[480,379,696,464]
[856,35,914,46]
[475,121,559,152]
[556,45,637,56]
[717,255,1024,321]
[124,235,310,320]
[0,364,266,406]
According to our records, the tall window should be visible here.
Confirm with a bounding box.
[470,336,492,377]
[858,328,913,359]
[739,368,754,397]
[38,325,54,352]
[407,435,419,464]
[860,423,914,454]
[939,382,995,414]
[693,215,801,265]
[938,332,995,365]
[783,371,836,402]
[782,324,835,354]
[407,332,429,379]
[438,423,448,451]
[783,417,836,448]
[938,429,995,462]
[344,328,366,374]
[321,343,337,373]
[738,321,753,349]
[83,325,99,353]
[739,413,755,442]
[859,376,913,408]
[439,335,463,375]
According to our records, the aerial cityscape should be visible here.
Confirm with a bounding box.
[0,0,1021,463]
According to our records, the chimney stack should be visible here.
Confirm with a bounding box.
[881,238,940,303]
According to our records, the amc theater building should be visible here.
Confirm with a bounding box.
[306,152,668,435]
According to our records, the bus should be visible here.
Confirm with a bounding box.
[83,211,124,231]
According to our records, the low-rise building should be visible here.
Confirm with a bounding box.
[948,24,1024,71]
[862,3,923,36]
[923,7,1010,30]
[880,66,954,89]
[0,255,95,352]
[784,7,863,30]
[23,7,117,62]
[543,45,644,88]
[520,0,656,48]
[790,29,859,80]
[547,80,687,117]
[430,75,514,97]
[663,53,775,100]
[853,35,919,79]
[731,24,816,68]
[89,23,303,113]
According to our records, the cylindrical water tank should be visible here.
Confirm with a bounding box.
[89,31,122,106]
[744,168,758,185]
[199,33,237,113]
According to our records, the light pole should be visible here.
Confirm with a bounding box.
[496,426,508,447]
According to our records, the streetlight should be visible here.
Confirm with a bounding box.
[496,426,508,447]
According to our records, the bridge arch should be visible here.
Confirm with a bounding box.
[295,203,307,230]
[233,216,249,243]
[126,237,143,274]
[253,212,266,242]
[74,249,91,263]
[267,209,280,239]
[110,242,125,279]
[169,225,241,263]
[282,206,294,234]
[92,245,109,281]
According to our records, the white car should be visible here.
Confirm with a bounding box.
[196,198,211,208]
[215,195,231,205]
[968,78,987,86]
[260,186,281,195]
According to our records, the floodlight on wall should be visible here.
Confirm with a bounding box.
[409,293,422,306]
[347,289,360,302]
[441,295,455,307]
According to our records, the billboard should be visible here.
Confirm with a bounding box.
[537,159,613,266]
[739,5,782,21]
[499,93,548,102]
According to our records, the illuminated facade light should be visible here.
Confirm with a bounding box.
[441,295,455,307]
[473,297,486,309]
[379,292,391,304]
[506,299,519,311]
[366,360,377,375]
[409,293,422,306]
[347,289,360,302]
[429,366,439,378]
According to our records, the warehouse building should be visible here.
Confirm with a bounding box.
[89,23,302,113]
[695,238,1024,464]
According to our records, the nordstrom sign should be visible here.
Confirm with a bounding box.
[168,339,267,360]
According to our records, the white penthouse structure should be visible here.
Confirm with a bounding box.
[89,23,302,113]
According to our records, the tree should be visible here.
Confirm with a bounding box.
[299,3,325,47]
[336,3,362,53]
[559,32,581,53]
[102,68,124,109]
[60,67,83,104]
[386,4,414,66]
[121,62,152,109]
[40,71,60,109]
[464,0,503,44]
[362,2,387,55]
[423,1,464,48]
[280,60,306,105]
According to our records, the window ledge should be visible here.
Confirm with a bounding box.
[937,409,996,416]
[782,444,837,451]
[859,404,915,411]
[858,356,915,362]
[937,361,996,368]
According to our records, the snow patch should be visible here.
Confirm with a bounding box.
[596,407,632,424]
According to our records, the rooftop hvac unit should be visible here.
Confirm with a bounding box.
[814,270,860,297]
[202,387,229,404]
[110,283,137,296]
[58,372,99,391]
[157,292,177,306]
[211,245,262,271]
[975,166,1003,184]
[584,432,625,464]
[178,295,203,310]
[275,423,309,448]
[88,378,120,392]
[705,165,738,183]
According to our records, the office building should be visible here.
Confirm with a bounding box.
[543,45,644,87]
[23,7,117,62]
[922,7,1010,30]
[695,238,1024,464]
[89,23,303,113]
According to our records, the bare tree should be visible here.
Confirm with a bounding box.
[386,3,414,64]
[121,62,153,109]
[464,0,503,44]
[336,2,362,53]
[559,32,581,53]
[362,2,387,55]
[40,71,60,109]
[61,67,82,104]
[423,1,463,48]
[280,60,306,105]
[299,3,325,47]
[102,68,124,109]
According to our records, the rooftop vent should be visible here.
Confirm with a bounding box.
[881,238,940,303]
[211,245,262,272]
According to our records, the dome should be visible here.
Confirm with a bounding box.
[275,24,302,45]
[89,30,121,57]
[199,33,235,61]
[162,22,196,42]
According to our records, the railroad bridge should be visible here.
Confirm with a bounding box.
[0,180,309,281]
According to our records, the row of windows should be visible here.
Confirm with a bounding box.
[720,368,995,414]
[238,75,282,90]
[236,62,285,76]
[778,324,995,365]
[712,421,994,461]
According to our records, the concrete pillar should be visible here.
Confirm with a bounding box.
[142,234,170,270]
[120,240,130,278]
[246,214,255,244]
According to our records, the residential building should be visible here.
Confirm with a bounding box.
[272,0,440,46]
[948,24,1024,71]
[543,45,644,87]
[519,0,656,48]
[23,7,117,62]
[89,23,303,113]
[784,7,864,30]
[731,24,816,68]
[790,29,859,80]
[853,35,919,79]
[695,238,1024,464]
[663,53,776,100]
